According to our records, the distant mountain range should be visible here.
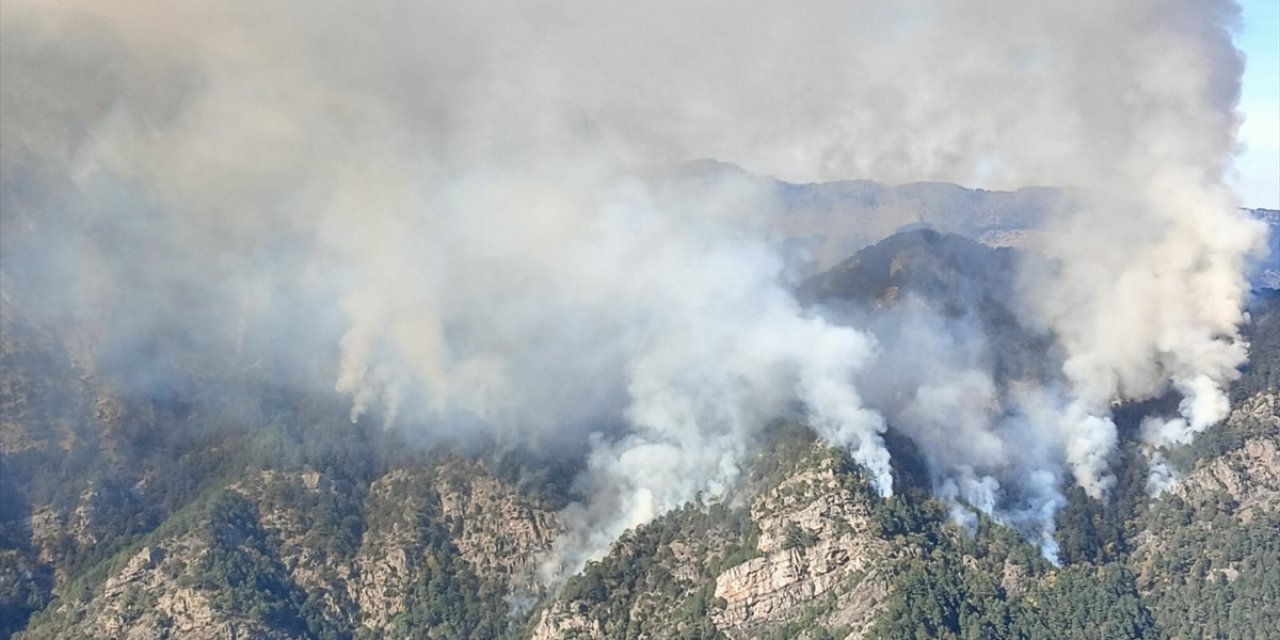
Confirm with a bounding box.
[680,159,1280,290]
[1250,208,1280,290]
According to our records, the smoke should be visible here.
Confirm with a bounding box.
[1008,2,1268,495]
[1141,374,1235,494]
[1,0,1265,575]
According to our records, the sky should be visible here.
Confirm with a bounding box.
[1237,0,1280,208]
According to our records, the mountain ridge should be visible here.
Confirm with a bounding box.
[2,228,1277,639]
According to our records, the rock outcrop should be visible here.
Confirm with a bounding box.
[435,460,563,593]
[714,454,892,638]
[1172,393,1280,522]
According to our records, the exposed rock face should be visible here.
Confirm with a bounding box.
[10,399,1280,639]
[1122,392,1280,639]
[353,464,562,636]
[233,470,362,631]
[527,445,897,640]
[1173,437,1280,522]
[714,456,892,638]
[350,467,453,634]
[22,535,305,640]
[1171,393,1280,523]
[435,460,563,593]
[530,603,603,640]
[4,224,1278,638]
[15,462,562,639]
[714,550,891,636]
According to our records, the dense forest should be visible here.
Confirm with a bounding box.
[1,270,1277,639]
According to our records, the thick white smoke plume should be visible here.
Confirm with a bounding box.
[0,0,1265,574]
[1141,375,1236,494]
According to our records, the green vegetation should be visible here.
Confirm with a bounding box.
[1138,496,1280,638]
[187,493,312,634]
[1233,290,1280,402]
[866,406,1279,640]
[556,499,750,640]
[2,295,1277,639]
[868,513,1157,640]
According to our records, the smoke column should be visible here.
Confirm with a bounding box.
[0,0,1265,572]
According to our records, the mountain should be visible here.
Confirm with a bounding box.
[679,159,1065,272]
[797,228,1019,311]
[1246,209,1280,291]
[682,161,1280,292]
[2,231,1278,640]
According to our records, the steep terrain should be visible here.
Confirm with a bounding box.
[685,162,1280,291]
[1,230,1277,639]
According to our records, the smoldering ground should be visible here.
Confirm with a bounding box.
[0,0,1266,576]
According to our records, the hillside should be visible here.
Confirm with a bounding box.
[1,230,1276,639]
[3,2,1277,637]
[685,161,1280,289]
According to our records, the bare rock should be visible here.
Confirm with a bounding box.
[713,454,891,637]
